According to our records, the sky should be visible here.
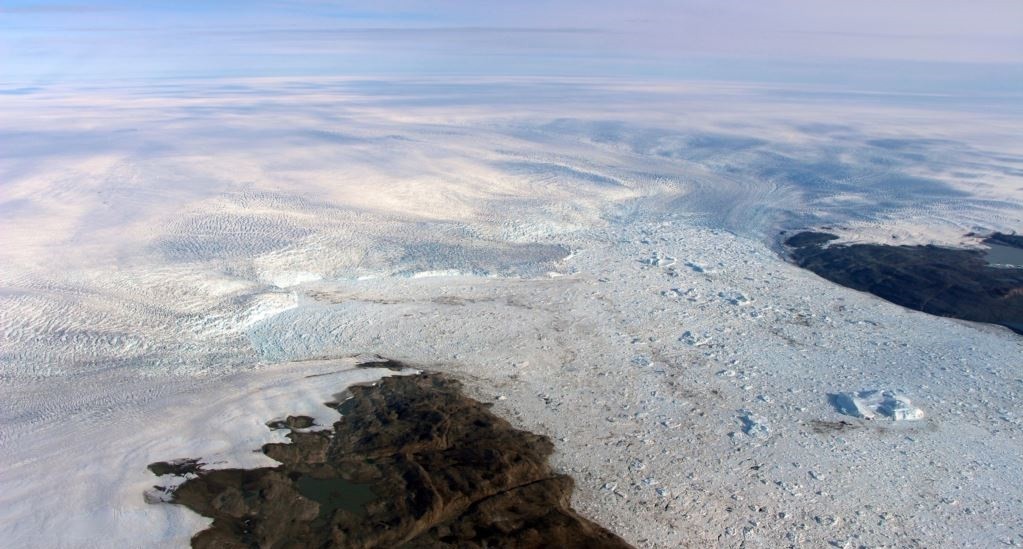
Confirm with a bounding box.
[1,1,1022,94]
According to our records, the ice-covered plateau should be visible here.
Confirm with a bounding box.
[1,79,1022,548]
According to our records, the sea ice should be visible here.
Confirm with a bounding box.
[831,390,925,421]
[640,252,676,267]
[2,77,1021,549]
[739,410,771,438]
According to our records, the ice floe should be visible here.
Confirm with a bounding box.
[830,390,925,421]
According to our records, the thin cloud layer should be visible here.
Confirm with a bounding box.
[2,1,1021,91]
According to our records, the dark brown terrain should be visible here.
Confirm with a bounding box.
[149,371,631,548]
[785,231,1023,334]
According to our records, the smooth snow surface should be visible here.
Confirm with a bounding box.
[0,358,405,548]
[2,78,1022,547]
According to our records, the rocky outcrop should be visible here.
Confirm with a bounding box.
[152,372,631,548]
[785,231,1023,335]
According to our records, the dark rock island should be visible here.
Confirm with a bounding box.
[149,371,631,548]
[785,231,1023,335]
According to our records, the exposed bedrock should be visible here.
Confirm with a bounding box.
[784,231,1023,335]
[151,371,631,548]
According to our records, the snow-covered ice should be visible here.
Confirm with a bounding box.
[0,357,407,548]
[831,390,925,421]
[1,78,1022,547]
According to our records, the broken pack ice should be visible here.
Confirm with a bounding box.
[830,390,924,421]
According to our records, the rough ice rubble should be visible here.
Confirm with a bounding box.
[640,251,676,267]
[678,330,712,346]
[1,79,1022,548]
[738,410,771,438]
[831,390,925,421]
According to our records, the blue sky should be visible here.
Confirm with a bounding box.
[2,1,1021,95]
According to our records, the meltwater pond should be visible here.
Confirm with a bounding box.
[985,242,1023,268]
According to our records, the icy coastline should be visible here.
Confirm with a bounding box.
[1,79,1022,547]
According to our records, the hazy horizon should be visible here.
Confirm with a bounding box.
[3,3,1023,548]
[3,0,1022,98]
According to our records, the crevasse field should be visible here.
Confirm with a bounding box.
[2,78,1022,547]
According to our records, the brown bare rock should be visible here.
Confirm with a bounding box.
[152,371,631,548]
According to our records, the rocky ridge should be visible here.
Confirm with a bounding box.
[150,370,631,548]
